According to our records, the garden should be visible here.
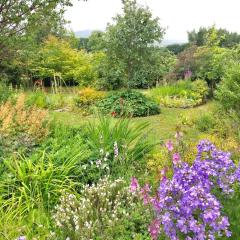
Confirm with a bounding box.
[1,0,240,240]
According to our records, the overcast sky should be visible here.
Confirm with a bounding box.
[65,0,240,42]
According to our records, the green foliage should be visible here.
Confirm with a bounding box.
[220,188,240,239]
[172,44,229,95]
[26,91,74,110]
[216,62,240,116]
[97,90,160,117]
[172,44,198,80]
[195,113,216,132]
[166,43,189,55]
[0,208,53,240]
[0,83,13,103]
[103,0,165,89]
[87,30,106,52]
[0,0,72,61]
[188,26,240,48]
[194,46,229,92]
[151,80,193,98]
[30,36,101,86]
[130,48,176,88]
[150,80,209,108]
[86,116,155,178]
[0,124,91,215]
[0,153,77,214]
[26,91,49,109]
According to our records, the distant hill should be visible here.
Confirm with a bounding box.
[74,30,93,38]
[74,29,187,46]
[161,39,187,46]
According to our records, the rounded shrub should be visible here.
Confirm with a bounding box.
[96,90,160,117]
[74,88,106,107]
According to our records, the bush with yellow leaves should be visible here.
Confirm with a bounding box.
[74,87,106,115]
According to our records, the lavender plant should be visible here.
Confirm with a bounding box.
[135,140,240,240]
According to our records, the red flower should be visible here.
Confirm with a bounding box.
[111,111,117,117]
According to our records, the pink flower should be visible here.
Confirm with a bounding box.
[165,140,174,152]
[172,153,181,165]
[130,177,139,192]
[160,167,168,181]
[148,219,161,240]
[140,184,151,205]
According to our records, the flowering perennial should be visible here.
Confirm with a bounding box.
[137,140,240,240]
[53,177,139,239]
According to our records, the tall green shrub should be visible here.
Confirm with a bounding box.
[216,62,240,116]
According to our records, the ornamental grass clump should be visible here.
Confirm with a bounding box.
[136,140,240,240]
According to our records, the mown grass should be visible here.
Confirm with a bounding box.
[50,101,215,143]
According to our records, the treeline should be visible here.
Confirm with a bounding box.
[1,0,240,94]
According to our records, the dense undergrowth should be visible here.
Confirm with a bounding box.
[0,86,240,240]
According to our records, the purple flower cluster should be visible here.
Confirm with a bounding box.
[139,140,240,240]
[184,70,192,79]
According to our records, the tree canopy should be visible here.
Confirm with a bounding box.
[0,0,73,61]
[188,26,240,48]
[103,0,165,88]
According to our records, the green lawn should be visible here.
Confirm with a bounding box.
[51,101,214,143]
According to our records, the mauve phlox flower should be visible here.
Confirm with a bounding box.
[172,153,181,165]
[148,219,161,240]
[165,140,174,152]
[130,177,139,192]
[140,184,151,205]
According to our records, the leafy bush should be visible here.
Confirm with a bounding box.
[31,36,98,86]
[216,62,240,116]
[74,87,106,114]
[150,80,209,108]
[195,113,215,132]
[97,90,160,117]
[53,177,151,240]
[26,91,48,109]
[0,83,13,103]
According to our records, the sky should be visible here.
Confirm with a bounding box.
[65,0,240,43]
